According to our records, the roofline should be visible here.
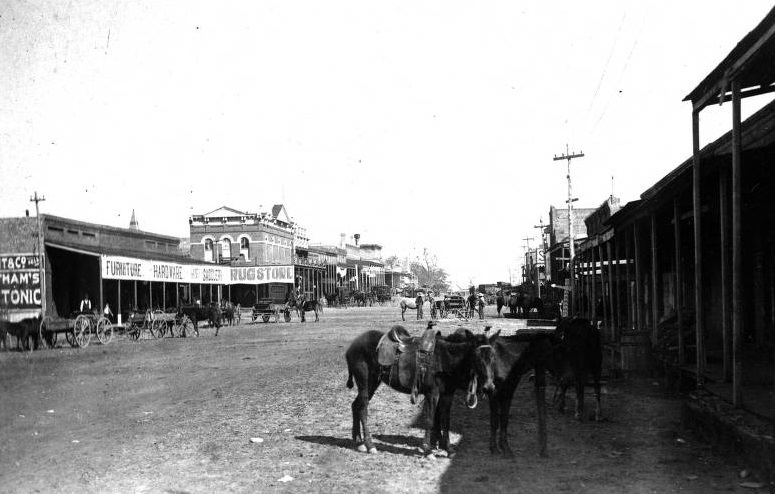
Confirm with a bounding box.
[43,214,181,243]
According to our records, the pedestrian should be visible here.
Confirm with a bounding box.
[103,302,114,322]
[79,293,92,314]
[415,293,424,320]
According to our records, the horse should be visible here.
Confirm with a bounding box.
[466,293,478,319]
[221,301,235,326]
[552,317,602,421]
[345,323,490,455]
[496,293,506,317]
[520,293,544,318]
[352,291,368,307]
[287,296,321,322]
[399,295,424,321]
[472,328,563,457]
[179,303,222,336]
[324,292,338,308]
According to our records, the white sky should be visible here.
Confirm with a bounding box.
[2,1,774,289]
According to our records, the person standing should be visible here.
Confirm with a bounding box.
[415,293,424,320]
[80,293,92,314]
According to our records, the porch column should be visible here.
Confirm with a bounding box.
[615,236,623,339]
[674,197,685,366]
[634,223,642,331]
[719,167,731,381]
[606,240,616,340]
[598,243,608,333]
[650,213,659,345]
[625,231,632,329]
[591,246,597,322]
[162,282,166,309]
[731,79,743,406]
[692,109,705,385]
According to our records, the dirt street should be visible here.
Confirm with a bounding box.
[0,305,765,493]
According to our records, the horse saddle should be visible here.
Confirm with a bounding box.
[376,326,437,403]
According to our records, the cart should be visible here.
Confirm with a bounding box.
[124,310,159,340]
[443,295,469,322]
[39,312,114,349]
[252,299,290,323]
[148,309,195,338]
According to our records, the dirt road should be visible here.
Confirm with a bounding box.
[0,306,765,493]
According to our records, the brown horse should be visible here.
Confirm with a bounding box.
[287,296,321,322]
[345,324,490,455]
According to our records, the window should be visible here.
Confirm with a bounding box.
[204,239,213,262]
[221,238,231,261]
[240,237,249,260]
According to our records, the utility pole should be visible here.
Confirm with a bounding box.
[522,237,533,286]
[533,218,547,299]
[30,191,46,318]
[554,145,584,315]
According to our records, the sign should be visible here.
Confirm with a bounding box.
[229,265,294,284]
[101,255,292,285]
[0,253,42,309]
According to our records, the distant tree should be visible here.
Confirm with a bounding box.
[383,255,399,269]
[410,248,450,293]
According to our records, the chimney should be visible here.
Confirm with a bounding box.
[340,233,346,248]
[354,234,360,246]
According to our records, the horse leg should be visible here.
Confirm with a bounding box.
[314,308,319,322]
[574,371,586,421]
[436,392,454,453]
[401,305,405,321]
[496,386,517,457]
[593,371,602,422]
[488,394,501,454]
[421,391,439,454]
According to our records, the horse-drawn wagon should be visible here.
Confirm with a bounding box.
[252,298,290,323]
[39,312,114,348]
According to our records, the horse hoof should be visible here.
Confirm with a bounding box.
[356,444,367,453]
[368,447,378,454]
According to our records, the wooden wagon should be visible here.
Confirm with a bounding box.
[252,299,290,323]
[39,312,113,349]
[147,309,195,338]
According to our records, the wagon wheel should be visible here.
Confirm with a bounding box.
[39,316,56,348]
[96,317,114,344]
[261,314,270,323]
[73,314,92,348]
[453,309,468,322]
[180,315,197,338]
[151,319,167,338]
[128,323,141,341]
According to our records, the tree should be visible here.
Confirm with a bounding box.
[410,248,450,293]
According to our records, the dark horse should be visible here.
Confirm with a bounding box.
[552,317,602,421]
[287,296,321,322]
[496,293,506,317]
[474,329,562,457]
[345,324,490,455]
[179,303,222,336]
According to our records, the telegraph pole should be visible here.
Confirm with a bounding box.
[553,145,584,315]
[533,218,547,299]
[521,237,533,285]
[30,192,46,317]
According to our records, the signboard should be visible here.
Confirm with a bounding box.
[0,253,42,309]
[101,255,293,285]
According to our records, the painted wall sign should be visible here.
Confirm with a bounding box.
[101,255,292,285]
[0,253,42,309]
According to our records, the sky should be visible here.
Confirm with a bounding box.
[2,1,774,290]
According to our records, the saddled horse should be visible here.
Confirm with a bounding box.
[399,296,424,321]
[287,296,321,322]
[472,328,562,457]
[345,323,490,455]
